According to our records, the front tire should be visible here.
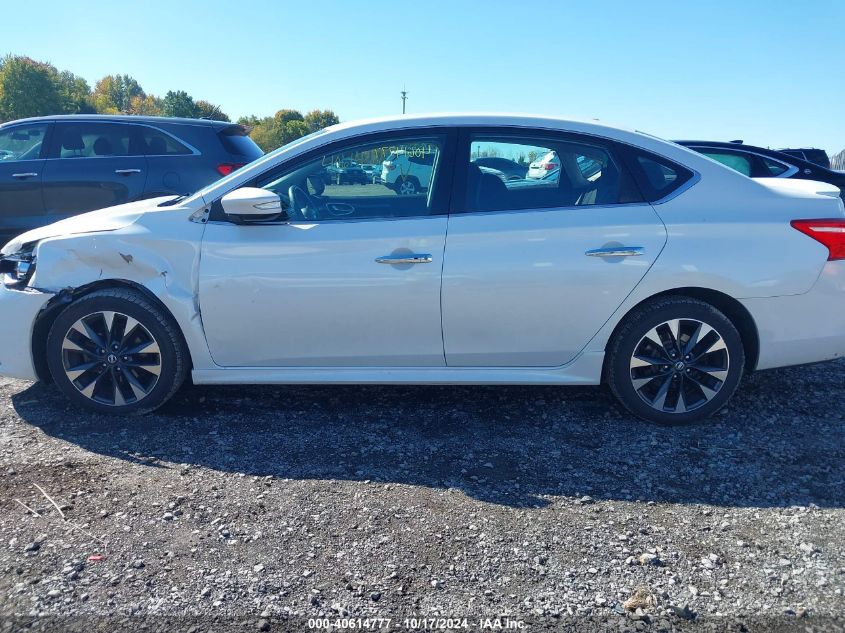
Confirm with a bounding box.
[605,296,744,425]
[46,288,189,414]
[396,177,419,195]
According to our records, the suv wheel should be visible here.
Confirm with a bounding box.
[396,177,418,195]
[605,296,744,424]
[46,288,189,414]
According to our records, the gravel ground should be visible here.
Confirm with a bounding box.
[0,360,843,633]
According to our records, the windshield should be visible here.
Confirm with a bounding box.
[186,127,332,204]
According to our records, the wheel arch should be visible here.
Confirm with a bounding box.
[603,287,760,379]
[32,278,192,383]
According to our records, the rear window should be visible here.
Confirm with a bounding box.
[802,149,830,169]
[218,126,263,160]
[781,149,830,169]
[410,151,435,166]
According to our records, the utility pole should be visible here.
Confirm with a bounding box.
[401,87,408,114]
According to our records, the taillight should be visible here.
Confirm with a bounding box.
[216,163,245,176]
[791,219,845,260]
[544,163,558,170]
[386,164,396,171]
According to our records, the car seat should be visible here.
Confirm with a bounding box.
[128,134,148,155]
[61,128,85,157]
[92,137,114,156]
[467,163,509,210]
[147,135,167,155]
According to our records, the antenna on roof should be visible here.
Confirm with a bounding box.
[729,139,744,144]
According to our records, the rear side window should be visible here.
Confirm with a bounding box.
[701,151,752,176]
[463,133,642,212]
[626,150,693,202]
[54,123,143,158]
[762,156,790,176]
[218,125,263,160]
[139,127,191,155]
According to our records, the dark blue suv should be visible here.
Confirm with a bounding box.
[0,115,264,244]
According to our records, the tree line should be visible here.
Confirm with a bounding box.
[0,55,339,151]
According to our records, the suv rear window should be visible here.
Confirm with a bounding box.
[801,149,831,169]
[218,125,263,160]
[781,149,830,169]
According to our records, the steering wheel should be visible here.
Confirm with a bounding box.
[288,184,322,221]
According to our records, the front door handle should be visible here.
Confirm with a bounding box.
[585,246,644,257]
[114,169,142,175]
[12,172,38,179]
[375,254,433,265]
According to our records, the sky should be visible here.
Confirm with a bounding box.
[3,0,844,152]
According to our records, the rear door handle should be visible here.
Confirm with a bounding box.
[585,247,644,257]
[12,172,38,179]
[375,254,433,265]
[114,169,142,175]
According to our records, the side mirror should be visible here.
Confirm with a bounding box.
[220,187,284,221]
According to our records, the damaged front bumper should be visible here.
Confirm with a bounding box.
[0,283,53,381]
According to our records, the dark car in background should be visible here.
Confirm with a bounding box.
[472,156,527,181]
[322,158,369,185]
[676,140,845,201]
[778,147,831,169]
[0,115,263,244]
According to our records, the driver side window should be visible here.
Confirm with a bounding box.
[256,135,445,221]
[0,123,49,162]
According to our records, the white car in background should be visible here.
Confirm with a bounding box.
[381,148,435,194]
[1,113,844,424]
[527,150,561,179]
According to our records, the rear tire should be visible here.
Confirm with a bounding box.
[46,288,189,414]
[605,296,744,425]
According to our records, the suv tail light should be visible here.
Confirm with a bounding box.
[544,163,558,170]
[791,219,845,260]
[216,163,245,176]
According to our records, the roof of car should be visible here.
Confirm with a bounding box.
[320,113,676,155]
[674,140,762,147]
[0,114,231,129]
[327,112,635,134]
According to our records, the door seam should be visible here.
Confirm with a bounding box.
[439,214,450,365]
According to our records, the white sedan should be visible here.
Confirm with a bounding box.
[1,114,844,424]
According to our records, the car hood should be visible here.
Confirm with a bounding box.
[1,195,178,255]
[753,177,841,199]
